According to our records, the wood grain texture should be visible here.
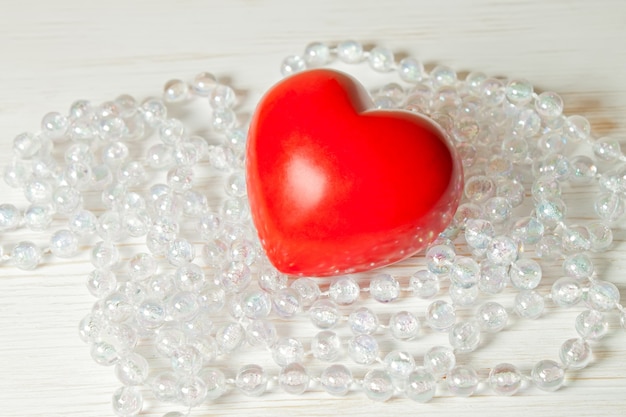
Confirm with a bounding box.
[0,1,625,416]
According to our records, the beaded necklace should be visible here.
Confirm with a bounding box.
[1,41,625,417]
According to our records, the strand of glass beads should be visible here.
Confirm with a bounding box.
[1,40,624,417]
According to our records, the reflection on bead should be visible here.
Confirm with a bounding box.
[409,269,440,298]
[281,55,306,77]
[489,363,522,396]
[163,79,189,103]
[447,365,479,397]
[320,364,352,396]
[514,290,545,319]
[575,310,609,340]
[560,338,592,369]
[384,350,415,379]
[348,307,379,335]
[586,280,620,311]
[363,369,394,402]
[329,276,360,305]
[531,360,565,391]
[11,241,43,270]
[311,330,342,362]
[424,346,455,378]
[399,57,425,83]
[476,302,508,332]
[405,367,436,402]
[368,47,394,72]
[347,334,379,365]
[425,300,456,331]
[449,320,481,352]
[303,42,331,67]
[272,337,304,366]
[369,273,400,302]
[115,352,149,385]
[535,92,563,119]
[91,340,119,366]
[272,288,301,317]
[279,362,309,394]
[236,364,267,397]
[112,386,143,417]
[290,278,320,307]
[389,311,420,340]
[309,299,341,329]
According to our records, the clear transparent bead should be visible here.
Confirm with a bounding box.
[199,368,227,400]
[311,330,342,362]
[405,367,436,402]
[569,155,598,184]
[13,132,42,159]
[3,160,30,188]
[240,290,271,319]
[191,72,217,96]
[575,309,609,340]
[389,311,420,340]
[551,277,582,308]
[368,46,394,72]
[506,79,533,105]
[163,79,189,102]
[50,229,79,258]
[409,269,440,298]
[258,267,288,293]
[177,375,208,407]
[587,222,613,252]
[486,235,518,266]
[465,218,495,250]
[509,258,542,290]
[447,365,479,397]
[215,322,245,353]
[594,192,624,222]
[425,300,456,331]
[166,238,195,266]
[115,353,149,385]
[423,346,455,378]
[135,298,166,329]
[535,92,563,119]
[531,360,565,391]
[369,273,400,302]
[484,196,512,224]
[449,320,481,352]
[320,364,352,396]
[481,78,505,106]
[150,372,178,402]
[536,234,563,260]
[11,241,42,270]
[0,204,22,231]
[41,111,69,141]
[426,244,456,275]
[24,205,53,231]
[246,319,277,347]
[91,340,119,366]
[560,338,592,369]
[167,291,200,321]
[489,363,522,396]
[361,369,394,402]
[398,57,425,83]
[511,216,544,245]
[24,179,53,204]
[449,256,480,288]
[303,42,331,67]
[272,288,301,317]
[384,350,415,379]
[337,40,364,63]
[348,307,379,334]
[290,278,320,307]
[514,290,545,319]
[272,337,304,366]
[561,225,591,252]
[478,262,508,294]
[235,364,267,397]
[329,276,360,305]
[449,284,479,306]
[593,137,622,161]
[586,280,620,311]
[431,65,457,88]
[111,386,142,417]
[86,269,117,298]
[209,85,237,109]
[279,362,309,394]
[562,253,593,279]
[564,115,591,142]
[476,301,508,332]
[281,55,306,76]
[159,118,185,146]
[309,299,340,329]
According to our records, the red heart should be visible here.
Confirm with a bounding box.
[246,69,462,277]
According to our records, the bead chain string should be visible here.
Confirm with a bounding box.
[1,40,625,417]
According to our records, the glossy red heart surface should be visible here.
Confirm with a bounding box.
[246,69,463,277]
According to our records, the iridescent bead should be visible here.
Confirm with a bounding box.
[486,235,518,266]
[514,290,545,319]
[560,338,592,369]
[484,196,512,224]
[197,368,225,401]
[347,334,379,365]
[348,307,379,334]
[450,256,480,289]
[290,278,320,307]
[586,280,620,311]
[423,346,455,378]
[50,229,79,258]
[111,386,142,417]
[86,269,117,298]
[311,330,342,362]
[368,46,394,72]
[41,111,69,141]
[465,218,495,250]
[478,262,508,294]
[362,369,394,402]
[320,364,353,396]
[551,277,582,308]
[0,203,21,231]
[272,288,301,317]
[564,115,591,142]
[258,267,288,293]
[159,118,185,146]
[162,79,189,102]
[64,162,92,189]
[239,290,271,319]
[215,322,245,353]
[594,192,624,222]
[13,132,42,159]
[281,55,306,76]
[309,299,340,329]
[536,234,563,260]
[535,92,563,119]
[575,309,609,340]
[279,362,309,394]
[150,372,179,402]
[593,137,622,161]
[389,311,420,340]
[489,363,522,396]
[425,300,456,331]
[11,241,42,270]
[272,337,304,366]
[587,222,613,252]
[329,276,360,305]
[384,350,415,380]
[449,320,481,352]
[97,211,125,241]
[409,269,440,298]
[303,42,331,67]
[509,258,542,290]
[430,65,457,88]
[398,57,425,83]
[235,364,267,397]
[78,313,103,343]
[140,98,167,128]
[476,302,508,332]
[531,360,565,391]
[562,253,593,279]
[464,175,495,203]
[115,352,149,385]
[190,72,217,97]
[24,178,53,204]
[91,340,119,366]
[447,365,479,397]
[369,273,400,302]
[177,375,208,407]
[511,216,544,245]
[246,319,277,347]
[136,298,166,329]
[449,283,479,306]
[3,160,30,188]
[426,244,456,275]
[506,79,533,105]
[405,367,436,402]
[481,78,505,106]
[337,40,364,63]
[166,238,195,266]
[569,155,598,184]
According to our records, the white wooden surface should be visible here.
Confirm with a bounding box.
[1,0,626,416]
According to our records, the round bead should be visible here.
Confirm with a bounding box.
[215,322,245,353]
[115,353,149,385]
[246,319,277,347]
[384,350,415,379]
[476,302,508,332]
[368,46,394,72]
[465,218,495,250]
[531,360,565,391]
[560,338,592,369]
[426,244,456,275]
[11,241,42,270]
[362,369,394,402]
[425,300,456,331]
[235,364,267,397]
[24,205,53,231]
[478,262,508,294]
[347,334,379,365]
[506,79,533,105]
[311,330,342,362]
[575,309,609,340]
[336,40,364,63]
[320,364,352,396]
[329,276,360,305]
[405,367,436,402]
[272,337,304,366]
[177,375,208,407]
[389,311,420,340]
[486,235,519,266]
[535,91,563,119]
[91,341,119,366]
[398,57,425,83]
[563,253,594,279]
[163,79,189,102]
[551,277,582,308]
[272,288,301,317]
[369,273,400,302]
[509,258,542,290]
[409,270,440,298]
[587,222,613,252]
[423,346,455,378]
[150,372,179,402]
[348,307,379,334]
[0,204,22,231]
[447,365,479,397]
[587,280,620,311]
[290,278,320,307]
[257,267,287,293]
[449,320,481,352]
[449,256,480,288]
[489,363,522,396]
[449,284,479,306]
[280,55,306,76]
[303,42,331,67]
[514,290,545,319]
[191,72,217,96]
[309,299,341,329]
[170,345,203,375]
[200,368,227,400]
[50,229,79,258]
[111,386,142,417]
[279,362,309,395]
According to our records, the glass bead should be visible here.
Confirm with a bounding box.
[207,145,232,170]
[197,368,226,401]
[11,241,42,270]
[239,290,270,319]
[425,300,456,331]
[320,364,352,396]
[560,338,592,369]
[535,234,563,260]
[484,196,512,224]
[235,364,267,397]
[64,162,92,189]
[337,40,364,63]
[272,288,301,317]
[347,334,379,365]
[97,211,125,241]
[501,138,529,164]
[513,108,541,138]
[478,262,508,294]
[536,198,567,228]
[246,319,277,347]
[594,192,624,222]
[535,91,563,119]
[24,179,53,204]
[303,42,331,67]
[279,362,309,394]
[209,84,237,109]
[449,320,481,352]
[258,267,288,293]
[464,175,496,203]
[384,350,415,379]
[423,346,456,378]
[166,238,195,267]
[551,277,582,308]
[309,299,340,329]
[13,132,42,159]
[155,326,186,357]
[363,369,394,402]
[476,302,508,332]
[531,360,565,391]
[272,337,304,366]
[489,363,522,396]
[329,276,360,305]
[465,218,495,250]
[514,290,545,319]
[561,225,591,253]
[398,57,425,83]
[167,291,200,321]
[447,365,479,397]
[506,79,533,105]
[115,353,149,385]
[311,330,342,362]
[41,111,69,141]
[87,269,117,298]
[587,222,612,252]
[3,160,30,188]
[136,298,166,329]
[562,253,593,279]
[177,376,208,407]
[409,270,440,298]
[586,280,620,311]
[450,256,480,289]
[162,79,189,103]
[511,216,544,245]
[159,118,185,146]
[481,78,505,106]
[449,283,479,306]
[150,371,179,403]
[426,244,456,275]
[78,313,103,343]
[290,278,320,307]
[0,204,21,231]
[569,155,597,184]
[405,367,436,402]
[564,115,591,142]
[593,137,622,161]
[368,46,394,72]
[509,258,542,290]
[348,307,379,334]
[91,340,119,366]
[215,322,245,353]
[189,72,217,97]
[486,235,518,266]
[575,309,609,340]
[430,65,457,88]
[99,116,128,142]
[281,55,306,76]
[369,273,400,302]
[50,229,79,258]
[112,386,142,417]
[454,203,482,227]
[389,311,420,340]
